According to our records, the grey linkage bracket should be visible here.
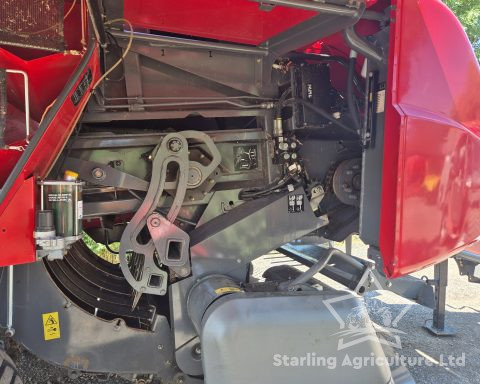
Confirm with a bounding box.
[119,131,221,296]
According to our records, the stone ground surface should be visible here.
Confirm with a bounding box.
[2,236,479,384]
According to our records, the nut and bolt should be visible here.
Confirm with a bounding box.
[92,167,106,180]
[167,138,183,152]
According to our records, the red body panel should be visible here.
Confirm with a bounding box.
[380,0,480,277]
[124,0,378,45]
[0,48,81,123]
[0,46,100,267]
[0,177,36,265]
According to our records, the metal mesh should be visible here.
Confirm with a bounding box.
[0,0,65,52]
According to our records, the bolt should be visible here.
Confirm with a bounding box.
[193,343,202,357]
[386,281,392,288]
[168,138,183,152]
[157,344,164,350]
[150,217,161,227]
[92,167,105,180]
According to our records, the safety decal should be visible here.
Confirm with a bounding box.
[42,311,61,341]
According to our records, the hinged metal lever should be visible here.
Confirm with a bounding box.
[119,133,189,297]
[118,131,221,298]
[147,213,191,278]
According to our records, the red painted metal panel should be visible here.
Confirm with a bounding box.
[380,0,480,277]
[124,0,378,45]
[124,0,315,45]
[0,177,36,266]
[0,45,100,266]
[0,48,81,122]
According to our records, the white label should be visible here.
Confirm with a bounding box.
[376,89,386,114]
[48,193,72,202]
[77,200,83,220]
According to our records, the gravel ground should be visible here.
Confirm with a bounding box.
[2,237,479,384]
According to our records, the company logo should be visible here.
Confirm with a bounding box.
[323,275,412,350]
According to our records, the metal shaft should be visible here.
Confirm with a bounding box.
[6,265,15,337]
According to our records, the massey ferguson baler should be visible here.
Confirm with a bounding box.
[0,0,479,383]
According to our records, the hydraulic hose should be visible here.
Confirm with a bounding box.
[279,248,338,290]
[347,52,361,132]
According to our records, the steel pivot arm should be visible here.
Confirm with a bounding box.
[119,131,221,296]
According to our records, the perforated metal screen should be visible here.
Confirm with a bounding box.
[0,0,65,52]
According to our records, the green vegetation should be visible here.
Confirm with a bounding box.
[82,231,120,264]
[444,0,480,60]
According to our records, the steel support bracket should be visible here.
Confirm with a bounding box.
[423,260,456,336]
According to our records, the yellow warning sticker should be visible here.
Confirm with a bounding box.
[214,287,242,295]
[42,312,60,341]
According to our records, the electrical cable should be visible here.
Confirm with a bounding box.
[239,175,297,200]
[104,229,119,255]
[91,18,134,91]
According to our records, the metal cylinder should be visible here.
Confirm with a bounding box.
[35,210,55,232]
[187,275,243,334]
[39,181,83,241]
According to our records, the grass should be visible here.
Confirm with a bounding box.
[82,231,120,264]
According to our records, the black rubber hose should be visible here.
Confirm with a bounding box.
[285,98,357,135]
[347,56,361,132]
[276,88,292,118]
[104,230,119,255]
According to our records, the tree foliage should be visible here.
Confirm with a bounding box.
[444,0,480,60]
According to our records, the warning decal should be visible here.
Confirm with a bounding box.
[42,312,61,341]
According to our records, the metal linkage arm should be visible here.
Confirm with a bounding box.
[119,131,221,296]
